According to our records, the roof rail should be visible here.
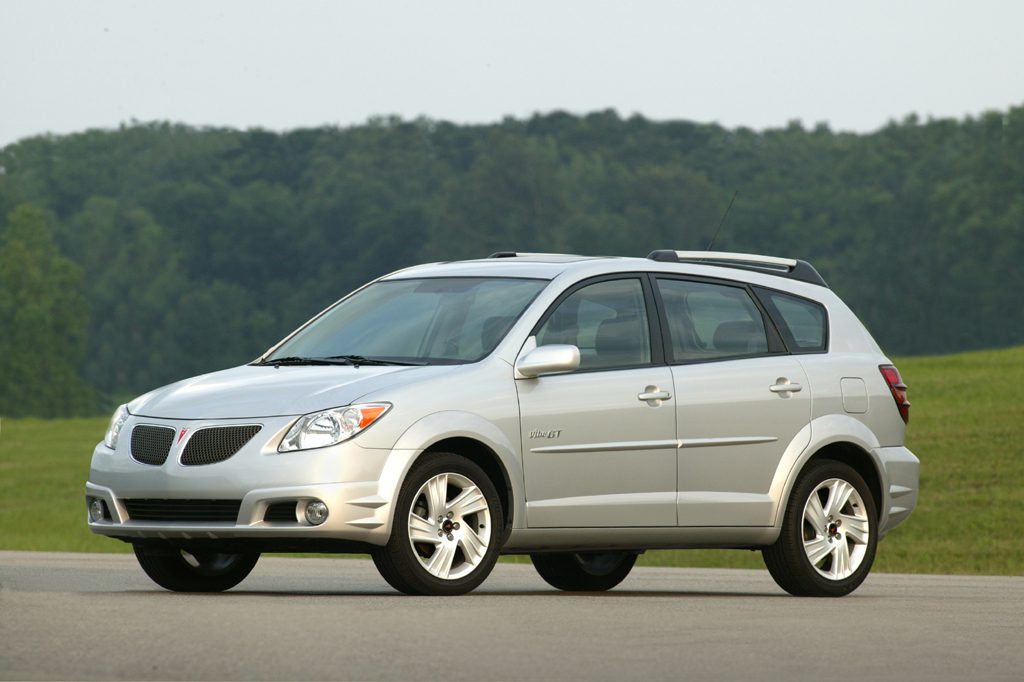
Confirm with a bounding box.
[647,250,828,287]
[487,251,578,259]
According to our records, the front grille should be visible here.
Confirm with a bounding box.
[123,499,242,523]
[181,425,262,466]
[130,425,175,465]
[264,501,298,523]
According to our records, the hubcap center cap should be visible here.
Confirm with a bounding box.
[441,519,454,533]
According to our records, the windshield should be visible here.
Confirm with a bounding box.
[266,277,548,364]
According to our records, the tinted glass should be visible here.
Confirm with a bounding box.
[657,279,769,362]
[761,290,827,352]
[536,278,651,370]
[269,277,546,363]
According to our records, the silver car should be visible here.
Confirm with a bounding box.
[86,251,919,596]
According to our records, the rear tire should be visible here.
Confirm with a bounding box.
[133,544,259,592]
[373,453,503,595]
[530,551,637,592]
[763,460,877,597]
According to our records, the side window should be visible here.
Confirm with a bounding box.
[756,288,828,353]
[536,278,651,370]
[657,279,769,362]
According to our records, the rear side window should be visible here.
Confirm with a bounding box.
[656,279,769,362]
[755,288,828,353]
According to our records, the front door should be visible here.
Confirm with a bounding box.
[517,276,677,528]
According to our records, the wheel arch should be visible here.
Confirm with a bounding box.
[771,415,887,529]
[804,442,884,520]
[376,411,525,543]
[421,436,515,540]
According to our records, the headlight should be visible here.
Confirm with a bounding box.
[278,403,391,452]
[103,404,130,449]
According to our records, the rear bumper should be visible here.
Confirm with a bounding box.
[874,445,919,536]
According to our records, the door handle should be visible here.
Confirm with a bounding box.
[638,387,672,403]
[769,378,803,394]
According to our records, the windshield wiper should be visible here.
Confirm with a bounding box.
[256,355,426,368]
[257,356,351,367]
[322,355,427,367]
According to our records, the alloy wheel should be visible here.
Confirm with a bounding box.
[407,472,492,580]
[801,477,871,580]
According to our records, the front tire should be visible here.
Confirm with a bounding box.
[531,552,637,592]
[763,460,878,597]
[373,453,503,595]
[133,544,259,592]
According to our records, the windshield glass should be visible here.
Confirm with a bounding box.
[267,277,548,364]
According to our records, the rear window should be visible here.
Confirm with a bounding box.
[755,288,828,353]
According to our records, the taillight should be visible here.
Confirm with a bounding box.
[879,365,910,424]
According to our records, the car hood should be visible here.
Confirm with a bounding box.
[128,363,434,419]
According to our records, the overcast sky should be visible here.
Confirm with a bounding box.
[2,0,1023,147]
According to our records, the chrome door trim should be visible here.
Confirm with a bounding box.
[530,439,679,454]
[679,436,778,448]
[532,436,777,453]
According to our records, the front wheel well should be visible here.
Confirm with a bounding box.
[806,442,883,518]
[420,437,514,537]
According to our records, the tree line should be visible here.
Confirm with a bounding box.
[0,107,1021,416]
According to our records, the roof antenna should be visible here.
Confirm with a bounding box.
[704,189,738,251]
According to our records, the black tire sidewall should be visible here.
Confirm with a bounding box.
[133,544,259,592]
[376,453,504,595]
[530,551,637,592]
[771,460,878,597]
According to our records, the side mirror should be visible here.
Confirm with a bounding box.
[515,344,580,379]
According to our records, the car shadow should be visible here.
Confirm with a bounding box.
[101,588,786,599]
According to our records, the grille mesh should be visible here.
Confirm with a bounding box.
[130,425,175,465]
[264,501,298,523]
[123,499,242,522]
[181,425,262,465]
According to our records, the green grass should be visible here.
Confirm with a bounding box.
[0,417,119,552]
[2,345,1023,574]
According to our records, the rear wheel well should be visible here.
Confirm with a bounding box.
[807,442,883,518]
[421,437,514,537]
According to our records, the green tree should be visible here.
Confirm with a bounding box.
[427,128,571,260]
[0,204,93,416]
[2,105,1023,407]
[67,197,189,393]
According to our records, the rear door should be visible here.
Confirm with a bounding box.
[653,277,811,526]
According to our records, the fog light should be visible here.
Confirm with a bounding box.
[305,500,329,525]
[89,498,106,522]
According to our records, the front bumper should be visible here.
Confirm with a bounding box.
[86,414,411,547]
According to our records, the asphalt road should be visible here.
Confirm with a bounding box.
[1,551,1021,681]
